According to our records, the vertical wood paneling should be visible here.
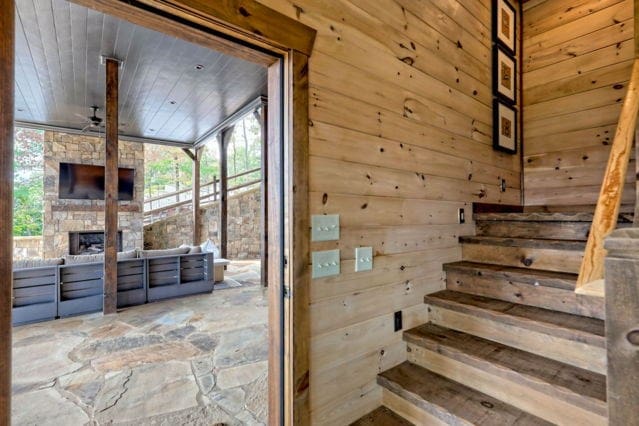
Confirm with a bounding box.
[255,0,520,423]
[523,0,636,207]
[0,0,14,420]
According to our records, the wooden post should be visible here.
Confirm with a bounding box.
[219,126,233,259]
[577,59,639,288]
[192,148,202,245]
[635,129,639,226]
[255,104,268,287]
[103,58,120,315]
[0,0,14,420]
[604,228,639,426]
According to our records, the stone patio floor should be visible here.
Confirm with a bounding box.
[12,260,267,425]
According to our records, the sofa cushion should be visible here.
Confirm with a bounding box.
[13,258,64,270]
[180,244,202,254]
[138,247,190,259]
[64,250,139,265]
[200,239,220,257]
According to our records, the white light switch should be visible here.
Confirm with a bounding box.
[355,247,373,272]
[311,214,340,242]
[312,249,340,279]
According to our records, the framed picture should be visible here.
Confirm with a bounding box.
[493,100,517,154]
[493,0,516,55]
[493,45,517,104]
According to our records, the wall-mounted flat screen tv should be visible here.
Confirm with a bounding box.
[58,162,135,201]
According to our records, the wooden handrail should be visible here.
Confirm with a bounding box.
[576,58,639,289]
[144,177,261,217]
[144,167,260,205]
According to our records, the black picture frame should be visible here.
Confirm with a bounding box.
[493,44,517,104]
[493,0,517,56]
[493,99,518,155]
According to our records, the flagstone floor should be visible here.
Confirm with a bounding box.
[12,260,267,426]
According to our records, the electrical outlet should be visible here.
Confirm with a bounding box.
[500,179,507,193]
[311,249,340,279]
[394,311,403,332]
[355,247,373,272]
[458,208,465,224]
[311,214,340,242]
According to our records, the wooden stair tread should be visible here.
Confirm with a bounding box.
[349,406,414,426]
[379,362,552,426]
[460,236,586,251]
[404,324,607,415]
[474,212,633,223]
[424,290,605,347]
[443,261,577,290]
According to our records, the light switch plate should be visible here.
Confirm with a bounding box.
[355,246,373,272]
[311,214,340,242]
[312,249,340,279]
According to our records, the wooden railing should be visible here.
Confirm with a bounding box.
[576,58,639,290]
[143,167,261,220]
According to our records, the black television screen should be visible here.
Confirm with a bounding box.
[59,162,135,201]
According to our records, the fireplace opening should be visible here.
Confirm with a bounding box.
[69,231,123,255]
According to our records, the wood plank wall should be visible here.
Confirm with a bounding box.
[523,0,636,207]
[257,0,521,423]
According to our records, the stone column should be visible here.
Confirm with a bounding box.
[604,228,639,426]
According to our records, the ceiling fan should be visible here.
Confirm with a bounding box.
[75,106,105,133]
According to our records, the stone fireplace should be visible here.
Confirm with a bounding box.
[43,131,144,259]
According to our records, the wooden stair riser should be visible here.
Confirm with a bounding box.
[406,343,607,426]
[379,362,551,425]
[476,221,592,241]
[382,389,448,426]
[445,269,604,319]
[427,305,606,374]
[461,243,583,273]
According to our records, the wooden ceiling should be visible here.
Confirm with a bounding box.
[14,0,268,145]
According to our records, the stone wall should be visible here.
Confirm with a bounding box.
[13,236,43,260]
[43,131,145,259]
[144,187,261,259]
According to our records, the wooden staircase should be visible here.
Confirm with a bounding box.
[353,211,634,426]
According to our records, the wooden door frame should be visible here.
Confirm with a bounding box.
[0,0,315,424]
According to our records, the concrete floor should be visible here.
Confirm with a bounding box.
[12,260,267,425]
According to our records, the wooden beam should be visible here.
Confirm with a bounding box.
[192,147,202,245]
[604,228,639,426]
[635,0,639,58]
[103,58,120,315]
[577,59,639,288]
[219,126,233,259]
[134,0,316,56]
[182,147,195,161]
[0,0,14,420]
[255,104,268,287]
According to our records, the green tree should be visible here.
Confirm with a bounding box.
[13,127,44,236]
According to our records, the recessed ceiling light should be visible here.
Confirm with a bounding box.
[195,64,204,70]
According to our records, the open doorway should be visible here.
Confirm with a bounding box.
[0,0,315,424]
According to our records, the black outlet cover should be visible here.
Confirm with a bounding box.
[394,311,403,332]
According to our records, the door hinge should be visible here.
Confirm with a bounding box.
[283,285,291,299]
[284,255,288,267]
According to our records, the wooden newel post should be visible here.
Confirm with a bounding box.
[0,0,14,419]
[104,57,120,315]
[604,228,639,426]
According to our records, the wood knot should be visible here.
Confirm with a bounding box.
[627,330,639,346]
[521,257,533,267]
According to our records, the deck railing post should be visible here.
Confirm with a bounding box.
[604,228,639,426]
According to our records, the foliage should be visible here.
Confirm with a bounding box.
[144,109,262,199]
[13,127,44,236]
